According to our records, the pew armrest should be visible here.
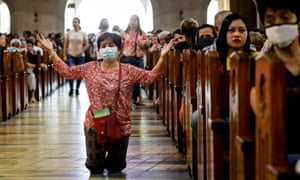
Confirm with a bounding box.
[235,136,255,156]
[267,165,300,180]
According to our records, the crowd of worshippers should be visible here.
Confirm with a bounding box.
[0,11,268,106]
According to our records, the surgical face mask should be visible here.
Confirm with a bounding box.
[265,24,299,48]
[174,41,189,51]
[198,36,214,50]
[99,47,118,61]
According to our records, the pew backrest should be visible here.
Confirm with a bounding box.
[255,51,300,179]
[229,51,255,180]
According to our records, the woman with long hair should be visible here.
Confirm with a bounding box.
[216,13,251,72]
[120,14,149,106]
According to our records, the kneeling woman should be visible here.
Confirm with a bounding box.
[38,32,174,174]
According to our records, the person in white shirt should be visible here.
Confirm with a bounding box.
[63,17,89,96]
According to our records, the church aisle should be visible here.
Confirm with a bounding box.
[0,84,191,180]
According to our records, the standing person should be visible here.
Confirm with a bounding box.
[112,25,122,35]
[120,14,149,106]
[37,32,175,174]
[63,17,89,96]
[96,18,109,60]
[85,33,97,63]
[96,18,109,40]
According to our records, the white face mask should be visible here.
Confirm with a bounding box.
[265,24,299,48]
[99,47,118,61]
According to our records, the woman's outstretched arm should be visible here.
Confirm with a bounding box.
[153,39,175,71]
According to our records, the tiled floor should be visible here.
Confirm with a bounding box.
[0,84,192,180]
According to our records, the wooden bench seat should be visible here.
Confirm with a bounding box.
[1,50,13,120]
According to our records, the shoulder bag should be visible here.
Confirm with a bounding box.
[93,63,123,149]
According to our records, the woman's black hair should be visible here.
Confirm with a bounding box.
[216,13,251,70]
[124,15,143,35]
[97,32,122,50]
[255,0,300,23]
[172,28,183,36]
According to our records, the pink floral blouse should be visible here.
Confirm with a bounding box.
[121,31,148,57]
[53,59,162,136]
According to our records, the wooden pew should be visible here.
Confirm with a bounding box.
[182,49,198,178]
[166,49,178,139]
[229,51,255,180]
[57,48,67,87]
[49,49,62,91]
[171,49,184,151]
[189,49,198,179]
[0,77,2,121]
[181,48,191,175]
[1,50,13,120]
[163,49,171,134]
[0,48,4,121]
[35,52,42,101]
[151,50,160,113]
[255,52,300,180]
[20,50,29,111]
[158,51,166,125]
[204,50,229,180]
[145,49,154,100]
[41,50,50,98]
[196,50,207,180]
[11,50,25,115]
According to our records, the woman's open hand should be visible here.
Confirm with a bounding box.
[37,33,54,52]
[160,38,175,57]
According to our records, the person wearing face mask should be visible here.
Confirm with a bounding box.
[203,10,232,51]
[250,0,300,167]
[37,32,175,175]
[172,29,186,48]
[192,23,216,51]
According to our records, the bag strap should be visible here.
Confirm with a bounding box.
[134,32,139,57]
[113,62,121,111]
